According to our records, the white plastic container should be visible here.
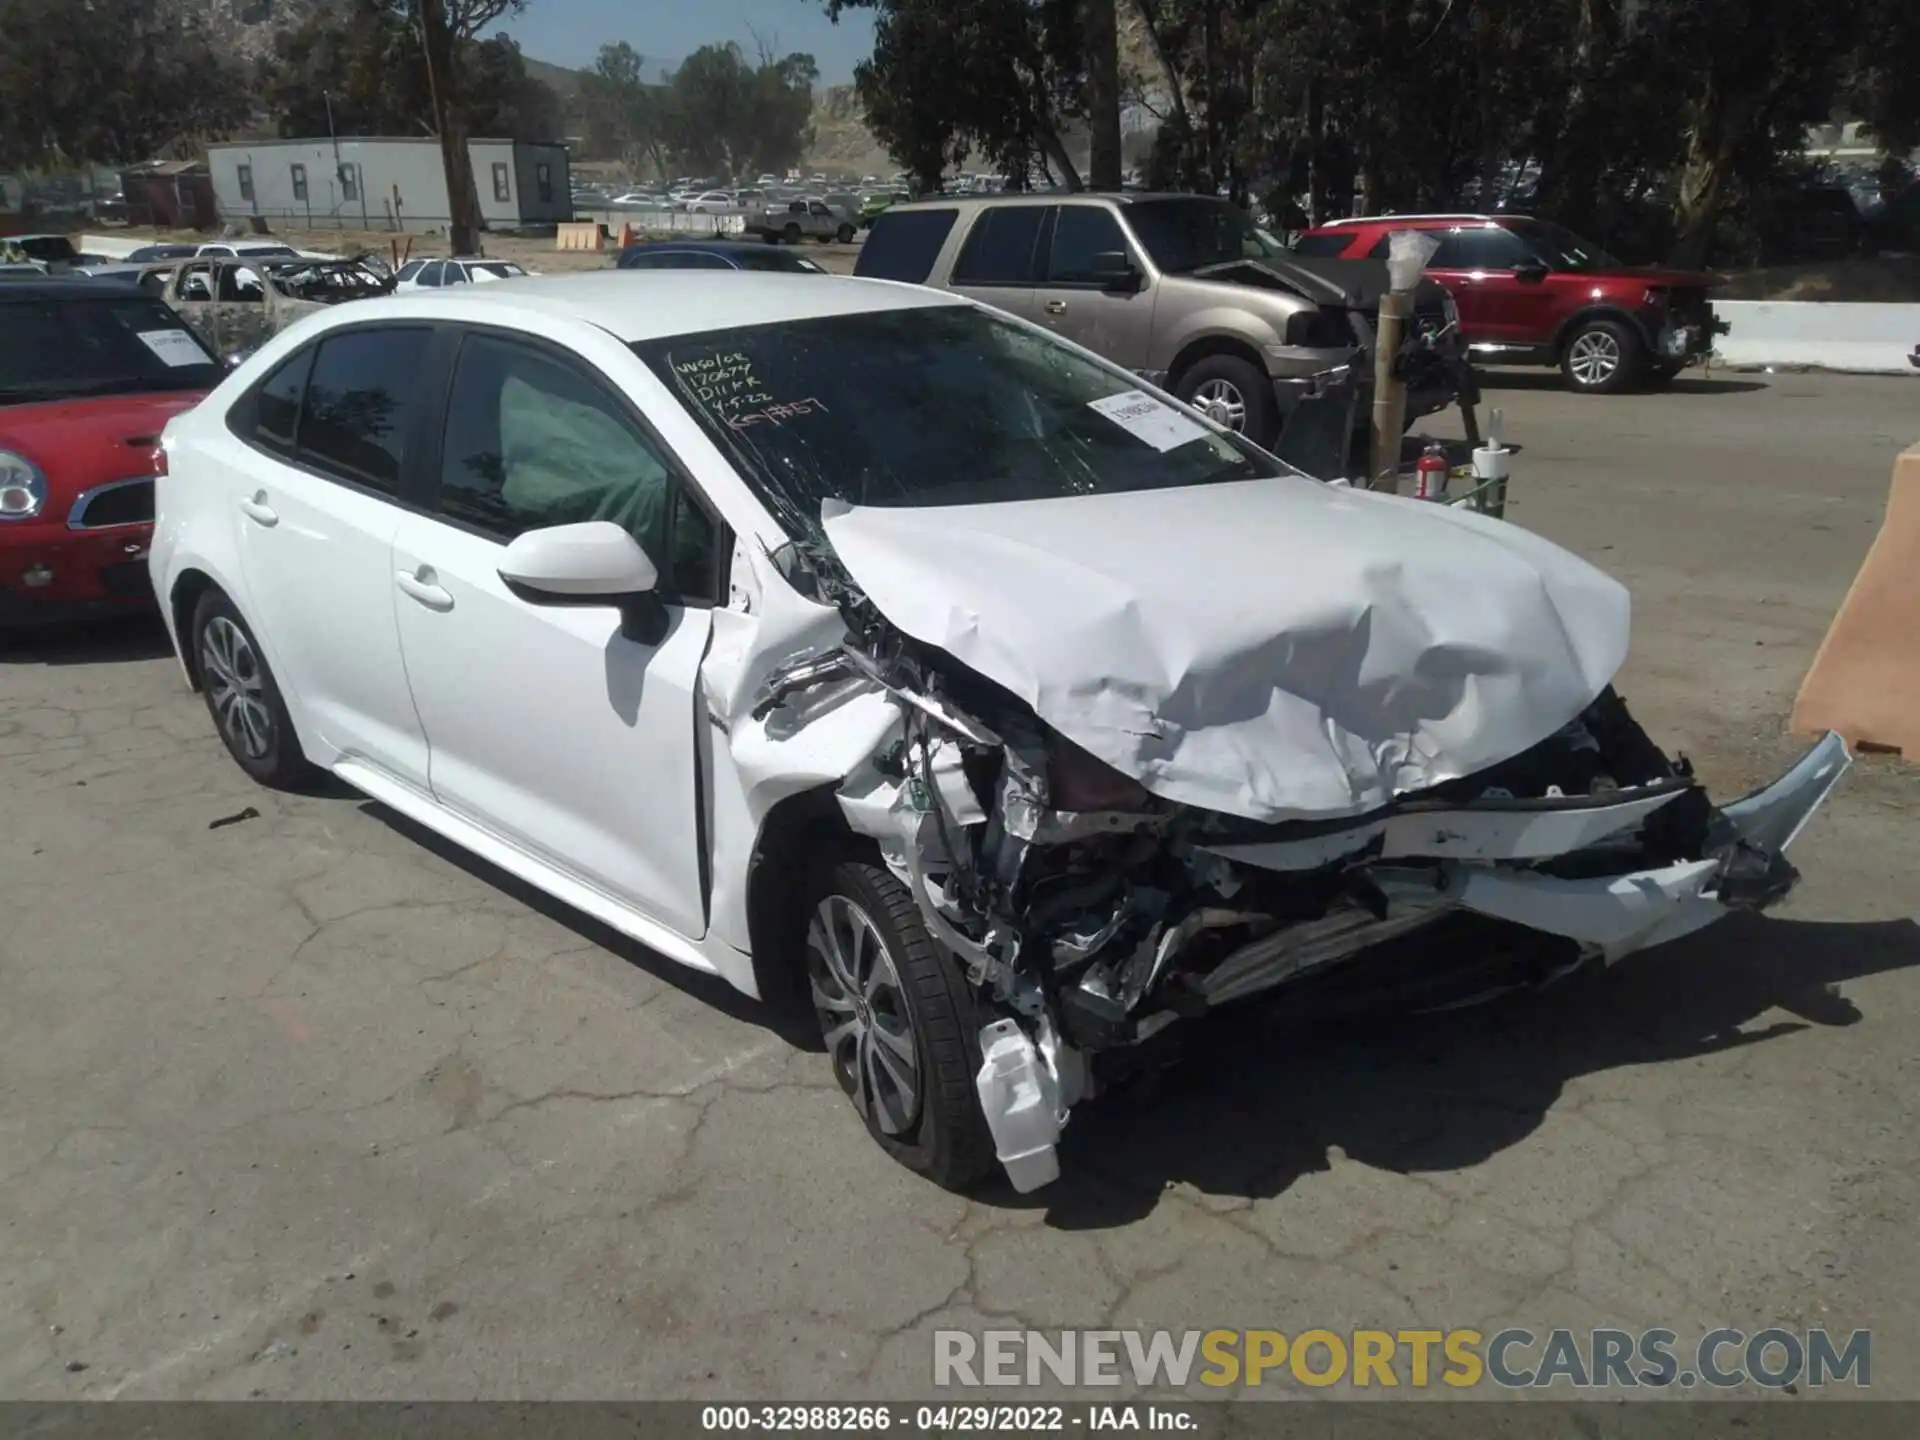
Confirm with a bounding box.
[974,1019,1063,1193]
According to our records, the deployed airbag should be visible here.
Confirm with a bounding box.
[822,477,1632,823]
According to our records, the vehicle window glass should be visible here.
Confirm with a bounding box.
[1431,227,1528,269]
[395,261,424,282]
[737,249,822,273]
[852,208,957,282]
[633,306,1282,545]
[437,334,706,593]
[442,264,470,285]
[294,327,433,494]
[620,250,662,270]
[0,296,221,401]
[252,347,314,453]
[673,253,733,269]
[1365,234,1395,259]
[417,262,443,288]
[1289,232,1357,258]
[216,266,263,302]
[1123,198,1282,272]
[1046,206,1131,285]
[951,207,1045,285]
[1501,221,1618,271]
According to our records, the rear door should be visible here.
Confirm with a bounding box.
[389,327,722,939]
[1031,203,1156,370]
[227,324,438,787]
[943,204,1046,321]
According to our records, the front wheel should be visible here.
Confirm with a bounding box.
[804,857,995,1191]
[835,222,855,244]
[1175,354,1280,449]
[783,222,802,245]
[191,589,315,788]
[1561,319,1643,394]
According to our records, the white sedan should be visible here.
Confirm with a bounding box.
[392,257,530,291]
[150,274,1848,1192]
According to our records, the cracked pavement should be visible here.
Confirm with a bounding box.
[3,373,1918,1402]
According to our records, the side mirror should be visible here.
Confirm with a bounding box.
[498,521,666,643]
[1513,259,1549,283]
[1092,249,1143,291]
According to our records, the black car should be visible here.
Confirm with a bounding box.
[615,240,827,273]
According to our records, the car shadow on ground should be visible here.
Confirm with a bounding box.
[1475,368,1770,396]
[358,801,822,1048]
[1015,912,1920,1229]
[0,612,175,664]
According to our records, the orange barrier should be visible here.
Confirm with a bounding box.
[1791,442,1920,757]
[617,222,635,249]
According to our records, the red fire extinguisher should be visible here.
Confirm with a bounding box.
[1414,442,1448,501]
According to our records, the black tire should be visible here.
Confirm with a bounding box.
[835,222,855,244]
[762,230,780,245]
[190,589,314,789]
[1560,318,1643,394]
[803,854,995,1191]
[783,221,802,245]
[1174,353,1280,449]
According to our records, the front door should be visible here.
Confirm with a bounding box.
[390,329,722,939]
[226,325,436,787]
[1031,203,1158,370]
[1422,224,1540,347]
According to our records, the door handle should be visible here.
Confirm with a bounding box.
[395,567,454,611]
[237,491,278,526]
[1044,300,1068,315]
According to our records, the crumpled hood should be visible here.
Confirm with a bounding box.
[821,476,1631,823]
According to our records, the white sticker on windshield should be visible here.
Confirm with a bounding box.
[1088,389,1210,452]
[137,329,211,368]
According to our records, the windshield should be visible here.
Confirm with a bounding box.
[16,236,79,263]
[0,296,222,402]
[734,249,824,273]
[632,305,1283,543]
[1508,220,1619,271]
[1124,197,1287,273]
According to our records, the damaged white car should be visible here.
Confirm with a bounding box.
[151,274,1850,1193]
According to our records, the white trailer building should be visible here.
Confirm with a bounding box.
[205,137,572,234]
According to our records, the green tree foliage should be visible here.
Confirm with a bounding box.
[0,0,250,167]
[826,0,1920,263]
[664,42,820,179]
[576,42,673,174]
[263,0,559,142]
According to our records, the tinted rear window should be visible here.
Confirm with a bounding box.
[853,208,957,282]
[294,328,434,493]
[0,295,220,402]
[1289,232,1358,258]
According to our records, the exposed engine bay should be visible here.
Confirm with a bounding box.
[712,483,1851,1193]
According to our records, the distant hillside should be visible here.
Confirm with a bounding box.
[522,55,588,101]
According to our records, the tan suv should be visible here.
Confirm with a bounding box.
[854,191,1475,457]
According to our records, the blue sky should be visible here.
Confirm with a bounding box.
[501,0,878,84]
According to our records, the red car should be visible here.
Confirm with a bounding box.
[1294,214,1725,394]
[0,280,219,628]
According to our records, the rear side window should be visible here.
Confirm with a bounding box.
[1045,206,1131,285]
[1290,232,1358,258]
[1428,227,1528,269]
[951,207,1046,285]
[854,208,957,282]
[251,348,313,454]
[295,328,434,494]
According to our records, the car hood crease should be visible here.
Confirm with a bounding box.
[821,476,1632,823]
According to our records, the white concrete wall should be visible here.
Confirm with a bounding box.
[1715,302,1920,374]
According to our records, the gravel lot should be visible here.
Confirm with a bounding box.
[3,369,1918,1402]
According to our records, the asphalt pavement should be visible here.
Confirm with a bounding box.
[2,371,1918,1401]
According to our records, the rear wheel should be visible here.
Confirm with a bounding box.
[804,856,995,1191]
[783,222,802,244]
[835,222,855,244]
[191,590,314,789]
[1175,354,1280,448]
[1560,318,1642,394]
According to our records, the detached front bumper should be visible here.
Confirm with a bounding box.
[0,521,156,627]
[1374,731,1851,961]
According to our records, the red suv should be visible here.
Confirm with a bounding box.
[1294,215,1724,394]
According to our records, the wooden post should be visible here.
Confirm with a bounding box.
[1369,289,1412,491]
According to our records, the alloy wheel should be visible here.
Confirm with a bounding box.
[807,894,921,1135]
[1190,377,1247,430]
[200,615,274,760]
[1567,330,1622,386]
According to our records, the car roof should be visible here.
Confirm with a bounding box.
[372,271,958,341]
[0,278,168,302]
[1314,213,1531,229]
